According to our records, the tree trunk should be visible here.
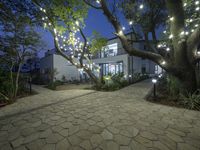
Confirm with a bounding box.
[151,29,157,41]
[84,69,102,86]
[14,63,22,99]
[170,67,197,94]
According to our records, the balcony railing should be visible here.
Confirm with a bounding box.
[92,48,127,59]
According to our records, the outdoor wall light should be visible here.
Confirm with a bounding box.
[152,79,157,83]
[152,78,157,98]
[197,50,200,55]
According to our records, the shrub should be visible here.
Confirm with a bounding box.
[179,90,200,110]
[95,73,128,91]
[46,80,64,90]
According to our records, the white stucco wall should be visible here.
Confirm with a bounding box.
[53,54,80,81]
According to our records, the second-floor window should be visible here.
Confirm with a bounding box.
[101,43,118,58]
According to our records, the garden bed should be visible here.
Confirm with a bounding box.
[146,76,200,111]
[0,90,37,108]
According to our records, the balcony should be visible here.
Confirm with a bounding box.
[92,48,127,59]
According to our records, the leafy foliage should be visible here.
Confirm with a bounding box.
[180,90,200,110]
[89,31,107,54]
[119,0,167,38]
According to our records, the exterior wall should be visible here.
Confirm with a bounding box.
[40,54,80,81]
[53,54,80,81]
[40,55,53,73]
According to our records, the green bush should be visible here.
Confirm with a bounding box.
[46,80,64,90]
[95,73,128,91]
[0,69,28,103]
[179,90,200,110]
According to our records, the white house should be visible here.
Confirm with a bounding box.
[92,33,157,80]
[40,50,81,82]
[40,33,162,82]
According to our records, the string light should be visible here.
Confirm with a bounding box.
[169,34,173,39]
[75,21,79,26]
[129,21,133,25]
[118,30,123,35]
[169,17,174,21]
[122,27,126,30]
[161,61,166,65]
[166,47,170,51]
[139,4,144,9]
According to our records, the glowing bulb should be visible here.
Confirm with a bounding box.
[169,34,173,39]
[129,21,133,25]
[191,29,194,32]
[189,19,193,22]
[195,24,199,27]
[152,79,157,83]
[180,31,185,35]
[96,0,100,4]
[197,51,200,55]
[195,1,199,5]
[161,61,166,65]
[54,28,57,34]
[43,23,47,28]
[184,3,187,7]
[139,4,144,9]
[157,44,162,48]
[122,27,125,30]
[196,7,200,11]
[75,21,79,26]
[166,47,170,51]
[42,17,45,20]
[118,30,123,35]
[163,30,166,34]
[48,23,51,26]
[185,31,189,35]
[169,17,174,21]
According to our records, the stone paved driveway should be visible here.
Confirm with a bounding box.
[0,80,200,150]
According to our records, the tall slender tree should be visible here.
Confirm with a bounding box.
[0,0,41,99]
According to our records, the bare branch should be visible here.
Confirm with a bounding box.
[83,0,102,9]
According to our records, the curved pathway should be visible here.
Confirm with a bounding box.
[0,80,200,150]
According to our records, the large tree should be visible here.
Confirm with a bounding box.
[0,0,41,99]
[32,0,107,85]
[84,0,200,93]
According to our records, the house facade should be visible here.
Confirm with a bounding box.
[40,50,81,82]
[40,33,161,82]
[92,33,156,80]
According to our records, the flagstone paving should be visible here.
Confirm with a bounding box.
[0,80,200,150]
